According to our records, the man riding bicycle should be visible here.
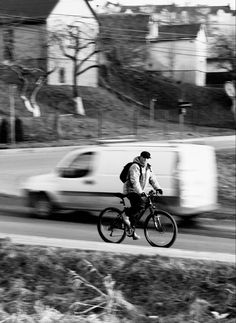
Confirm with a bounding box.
[123,151,163,240]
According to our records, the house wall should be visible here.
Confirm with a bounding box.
[146,28,207,86]
[14,25,46,61]
[146,39,198,85]
[0,24,46,65]
[47,0,99,87]
[195,26,207,86]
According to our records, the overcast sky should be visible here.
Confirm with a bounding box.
[94,0,236,10]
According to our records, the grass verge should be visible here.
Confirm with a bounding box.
[0,238,235,323]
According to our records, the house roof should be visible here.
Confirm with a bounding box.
[120,4,175,14]
[99,14,202,42]
[0,0,99,24]
[157,23,202,41]
[0,0,59,23]
[119,4,232,15]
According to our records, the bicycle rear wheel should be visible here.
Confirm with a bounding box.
[97,207,126,243]
[144,210,177,248]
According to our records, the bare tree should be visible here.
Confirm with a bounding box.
[49,21,100,114]
[0,61,55,117]
[211,34,236,80]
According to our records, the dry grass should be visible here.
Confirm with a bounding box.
[0,238,235,322]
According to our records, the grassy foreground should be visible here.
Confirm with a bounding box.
[0,238,235,323]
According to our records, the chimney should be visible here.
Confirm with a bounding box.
[146,16,159,40]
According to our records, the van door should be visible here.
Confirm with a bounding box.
[55,150,99,210]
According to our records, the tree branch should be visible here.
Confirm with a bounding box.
[77,49,100,71]
[76,64,100,76]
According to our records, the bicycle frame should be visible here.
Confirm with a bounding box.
[121,192,158,226]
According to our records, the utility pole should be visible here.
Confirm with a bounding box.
[149,98,157,127]
[9,84,16,146]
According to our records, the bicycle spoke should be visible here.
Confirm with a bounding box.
[144,211,177,248]
[98,208,126,243]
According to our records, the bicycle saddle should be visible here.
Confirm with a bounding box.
[113,193,127,199]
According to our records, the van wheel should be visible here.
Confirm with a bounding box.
[31,193,54,218]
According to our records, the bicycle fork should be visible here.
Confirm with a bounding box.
[153,212,164,232]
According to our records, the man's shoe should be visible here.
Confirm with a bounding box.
[132,232,140,240]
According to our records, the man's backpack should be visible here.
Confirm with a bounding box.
[120,162,142,183]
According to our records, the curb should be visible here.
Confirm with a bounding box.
[0,135,235,154]
[0,145,80,155]
[169,135,235,150]
[0,233,235,263]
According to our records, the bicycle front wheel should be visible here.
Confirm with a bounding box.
[144,210,177,248]
[97,207,126,243]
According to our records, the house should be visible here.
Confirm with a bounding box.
[99,3,235,57]
[99,14,207,86]
[0,0,99,87]
[146,21,207,86]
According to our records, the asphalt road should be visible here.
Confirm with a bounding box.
[0,207,235,254]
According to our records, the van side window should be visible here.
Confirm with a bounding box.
[60,152,94,178]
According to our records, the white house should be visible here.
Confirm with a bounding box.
[47,0,99,87]
[146,21,207,86]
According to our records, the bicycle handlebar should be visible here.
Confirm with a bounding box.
[144,190,162,197]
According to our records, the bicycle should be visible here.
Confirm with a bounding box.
[97,190,178,248]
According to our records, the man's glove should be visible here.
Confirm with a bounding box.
[156,189,163,195]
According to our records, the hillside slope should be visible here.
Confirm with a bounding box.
[104,68,235,129]
[0,74,235,144]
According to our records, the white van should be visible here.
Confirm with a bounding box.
[22,142,218,218]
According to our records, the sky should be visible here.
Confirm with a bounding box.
[93,0,236,10]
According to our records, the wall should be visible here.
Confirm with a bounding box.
[0,23,45,60]
[147,39,197,85]
[146,27,207,86]
[195,26,207,86]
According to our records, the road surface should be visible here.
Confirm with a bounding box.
[0,209,235,261]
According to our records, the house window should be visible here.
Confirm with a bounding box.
[59,68,65,83]
[3,28,14,61]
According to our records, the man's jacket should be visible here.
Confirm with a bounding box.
[123,156,162,195]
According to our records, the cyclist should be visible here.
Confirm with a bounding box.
[123,151,163,240]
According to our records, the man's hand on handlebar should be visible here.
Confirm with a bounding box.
[142,190,163,197]
[156,189,163,195]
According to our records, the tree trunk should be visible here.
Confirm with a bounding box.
[73,61,78,98]
[72,61,85,115]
